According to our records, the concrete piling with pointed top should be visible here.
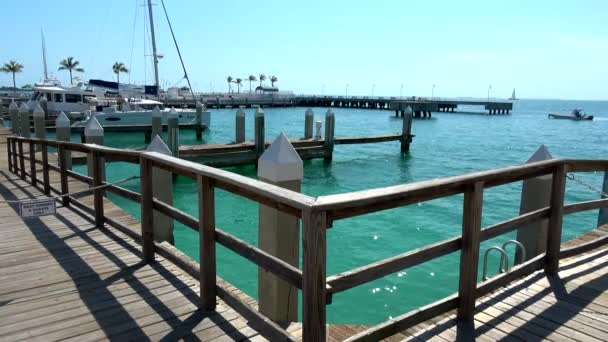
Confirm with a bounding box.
[56,112,72,170]
[195,102,204,140]
[147,135,175,244]
[324,109,335,161]
[151,105,163,142]
[167,108,179,158]
[516,145,553,262]
[235,108,246,143]
[254,107,265,158]
[257,133,302,326]
[18,103,30,137]
[9,100,18,134]
[33,104,46,141]
[304,108,314,139]
[401,106,413,153]
[39,95,48,118]
[85,117,105,186]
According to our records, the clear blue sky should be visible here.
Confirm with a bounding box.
[1,0,606,100]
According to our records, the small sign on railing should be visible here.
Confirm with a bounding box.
[20,199,56,218]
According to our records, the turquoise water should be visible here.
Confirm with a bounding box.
[74,99,608,324]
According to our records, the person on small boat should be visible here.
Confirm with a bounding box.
[572,109,585,118]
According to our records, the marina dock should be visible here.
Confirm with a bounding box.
[3,129,608,341]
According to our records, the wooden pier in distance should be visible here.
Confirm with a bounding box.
[3,128,608,341]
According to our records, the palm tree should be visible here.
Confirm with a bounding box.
[0,61,24,93]
[259,74,266,87]
[248,75,257,94]
[227,76,233,93]
[58,57,84,84]
[270,75,278,87]
[235,78,243,93]
[112,62,129,93]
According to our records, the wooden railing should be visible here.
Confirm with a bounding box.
[6,135,608,342]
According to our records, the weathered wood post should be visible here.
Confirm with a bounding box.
[9,100,18,134]
[257,133,302,326]
[254,106,265,158]
[515,145,553,262]
[146,136,175,244]
[305,108,314,139]
[29,138,36,186]
[7,137,12,173]
[195,101,203,140]
[33,104,46,141]
[85,117,105,189]
[315,121,322,140]
[235,108,246,143]
[598,172,608,227]
[167,108,180,158]
[56,112,72,170]
[324,109,335,161]
[401,106,413,153]
[140,155,155,262]
[58,144,70,207]
[198,173,217,311]
[545,163,566,275]
[151,105,163,141]
[18,103,30,137]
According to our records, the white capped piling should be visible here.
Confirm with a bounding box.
[257,132,303,326]
[304,108,314,139]
[33,104,46,141]
[167,107,180,158]
[254,106,265,158]
[39,94,48,118]
[18,103,30,137]
[85,117,105,186]
[401,106,413,153]
[9,100,18,134]
[235,108,246,143]
[598,172,608,227]
[202,103,211,130]
[151,105,163,141]
[516,145,553,262]
[56,112,72,170]
[324,109,335,161]
[315,120,322,140]
[146,135,175,244]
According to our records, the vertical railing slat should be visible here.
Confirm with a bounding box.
[545,164,567,275]
[41,142,50,195]
[457,180,484,321]
[18,140,25,179]
[7,137,12,173]
[198,175,217,311]
[92,151,104,228]
[302,209,327,342]
[140,156,155,262]
[12,139,18,175]
[58,145,70,207]
[29,141,36,186]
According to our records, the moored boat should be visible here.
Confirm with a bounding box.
[548,109,593,121]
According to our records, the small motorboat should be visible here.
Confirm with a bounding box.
[548,109,593,121]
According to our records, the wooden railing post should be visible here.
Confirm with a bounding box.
[302,209,327,342]
[18,140,25,180]
[91,151,104,228]
[140,156,155,262]
[198,175,217,311]
[7,137,12,173]
[29,141,36,186]
[11,139,18,175]
[457,180,484,322]
[545,164,567,275]
[58,145,70,207]
[598,171,608,227]
[41,141,50,195]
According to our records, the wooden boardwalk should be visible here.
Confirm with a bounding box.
[2,127,608,341]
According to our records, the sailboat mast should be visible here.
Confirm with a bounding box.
[41,29,48,80]
[147,0,160,98]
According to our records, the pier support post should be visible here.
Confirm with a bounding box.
[598,172,608,227]
[516,145,553,262]
[85,117,105,189]
[236,108,246,143]
[304,108,314,139]
[151,105,163,142]
[56,112,72,170]
[257,133,302,326]
[324,109,335,162]
[167,108,180,158]
[254,107,265,159]
[18,103,30,137]
[401,106,413,153]
[39,95,48,119]
[33,104,46,141]
[315,121,322,140]
[147,136,175,244]
[195,101,203,140]
[9,100,18,134]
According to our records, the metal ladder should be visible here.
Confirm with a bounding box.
[482,240,527,281]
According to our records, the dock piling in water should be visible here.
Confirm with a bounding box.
[150,105,163,143]
[33,104,46,141]
[401,106,413,153]
[305,108,314,139]
[195,102,204,140]
[167,108,180,158]
[235,108,246,143]
[254,107,265,159]
[9,100,18,134]
[56,112,72,170]
[257,133,303,326]
[85,117,105,189]
[18,103,30,138]
[147,136,175,244]
[324,109,335,161]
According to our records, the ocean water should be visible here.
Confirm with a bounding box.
[74,99,608,324]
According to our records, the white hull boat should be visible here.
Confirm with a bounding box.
[72,108,207,127]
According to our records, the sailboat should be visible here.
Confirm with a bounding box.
[509,88,518,101]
